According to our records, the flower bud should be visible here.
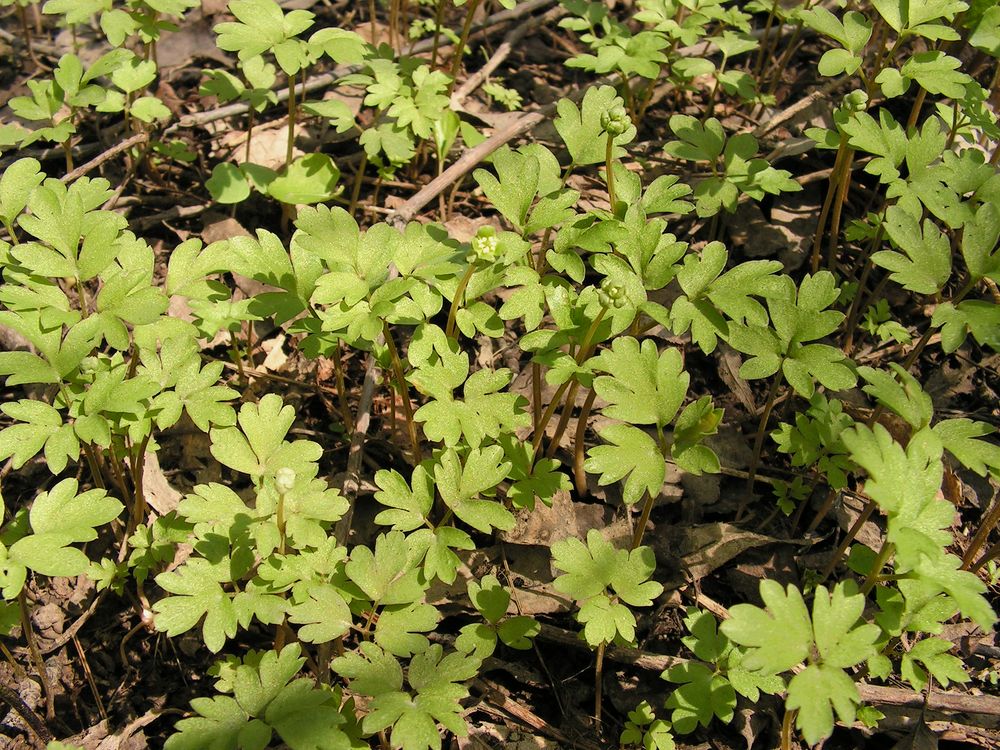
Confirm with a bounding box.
[275,467,296,493]
[469,226,500,264]
[598,278,627,309]
[600,105,630,137]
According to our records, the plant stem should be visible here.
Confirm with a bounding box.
[631,490,657,550]
[448,0,482,95]
[545,380,580,460]
[593,641,606,724]
[276,489,287,556]
[349,152,368,218]
[737,368,785,522]
[19,591,53,721]
[753,0,780,81]
[861,540,895,595]
[0,683,51,747]
[286,71,297,167]
[573,388,598,496]
[445,262,477,339]
[810,136,850,273]
[245,108,255,164]
[961,490,1000,570]
[382,322,422,463]
[332,341,354,435]
[825,147,855,270]
[430,0,447,68]
[604,135,616,213]
[531,307,607,460]
[820,500,876,580]
[780,707,796,750]
[369,0,377,43]
[531,361,542,430]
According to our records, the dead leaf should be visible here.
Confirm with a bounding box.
[651,522,779,583]
[200,214,251,244]
[502,490,607,546]
[837,491,884,549]
[143,451,182,516]
[259,333,288,372]
[891,717,939,750]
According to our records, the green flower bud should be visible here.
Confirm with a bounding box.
[600,105,630,137]
[275,467,296,493]
[469,225,500,264]
[598,278,627,308]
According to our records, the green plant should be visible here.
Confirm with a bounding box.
[2,1,1000,748]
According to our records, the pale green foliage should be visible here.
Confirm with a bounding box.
[552,529,663,646]
[721,581,880,745]
[166,645,354,750]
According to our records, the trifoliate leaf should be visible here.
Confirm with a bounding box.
[585,423,665,505]
[663,662,736,733]
[720,580,811,674]
[900,637,969,691]
[592,337,688,427]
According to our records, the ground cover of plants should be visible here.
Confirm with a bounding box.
[1,0,1000,748]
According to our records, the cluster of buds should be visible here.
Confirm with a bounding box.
[600,105,630,137]
[469,225,500,264]
[598,278,627,309]
[275,467,296,494]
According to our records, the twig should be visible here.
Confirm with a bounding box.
[60,132,149,184]
[163,0,556,137]
[471,678,604,750]
[451,5,565,106]
[40,589,107,655]
[0,684,52,748]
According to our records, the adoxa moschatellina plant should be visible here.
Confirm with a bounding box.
[1,0,1000,746]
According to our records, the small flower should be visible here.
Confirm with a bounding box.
[469,225,500,264]
[275,467,296,493]
[600,105,630,137]
[598,278,627,308]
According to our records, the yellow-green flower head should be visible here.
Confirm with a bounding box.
[600,105,630,137]
[598,277,627,308]
[470,225,500,264]
[275,467,296,493]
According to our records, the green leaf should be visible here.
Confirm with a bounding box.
[8,479,121,577]
[786,664,861,746]
[433,447,514,533]
[331,641,404,697]
[374,464,434,532]
[842,109,906,183]
[585,423,665,505]
[266,154,340,205]
[345,531,425,605]
[933,418,1000,477]
[552,529,662,646]
[0,399,78,474]
[210,394,321,484]
[207,163,250,204]
[961,203,1000,281]
[900,51,970,99]
[288,583,352,643]
[375,602,440,657]
[900,637,968,691]
[932,300,1000,353]
[720,580,811,674]
[663,662,735,733]
[0,158,44,227]
[554,85,635,166]
[592,337,688,427]
[214,0,314,67]
[665,115,726,163]
[154,558,238,653]
[874,205,952,294]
